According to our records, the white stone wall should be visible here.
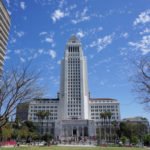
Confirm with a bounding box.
[89,99,120,123]
[28,99,59,122]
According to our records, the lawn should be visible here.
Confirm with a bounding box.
[0,146,147,150]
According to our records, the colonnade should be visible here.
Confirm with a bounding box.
[63,126,88,137]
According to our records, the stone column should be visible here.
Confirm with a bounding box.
[77,126,79,137]
[82,126,84,137]
[71,126,73,137]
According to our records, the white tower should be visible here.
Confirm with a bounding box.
[59,36,89,120]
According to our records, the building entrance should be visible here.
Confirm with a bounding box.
[73,128,77,136]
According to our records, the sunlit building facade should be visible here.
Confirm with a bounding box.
[0,0,10,73]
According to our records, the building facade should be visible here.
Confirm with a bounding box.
[0,0,11,73]
[17,36,120,140]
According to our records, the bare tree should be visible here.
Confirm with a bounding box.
[132,57,150,111]
[0,65,44,128]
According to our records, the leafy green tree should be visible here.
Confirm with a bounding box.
[42,133,52,143]
[131,136,139,145]
[24,121,37,132]
[19,126,29,139]
[1,123,13,141]
[111,120,119,143]
[120,136,127,144]
[119,121,148,144]
[100,112,105,142]
[143,134,150,146]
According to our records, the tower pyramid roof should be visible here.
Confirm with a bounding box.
[68,35,80,43]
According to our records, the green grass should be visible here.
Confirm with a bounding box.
[0,146,146,150]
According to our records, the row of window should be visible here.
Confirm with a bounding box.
[68,105,81,107]
[91,112,118,116]
[31,114,57,117]
[68,53,80,56]
[68,46,79,52]
[91,105,118,108]
[68,58,80,61]
[30,117,57,120]
[68,100,81,103]
[91,116,118,120]
[34,101,58,104]
[30,109,57,113]
[68,75,80,78]
[91,109,118,112]
[68,70,80,72]
[31,106,58,109]
[68,63,80,66]
[68,113,81,116]
[68,98,81,100]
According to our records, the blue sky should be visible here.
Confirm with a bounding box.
[3,0,150,121]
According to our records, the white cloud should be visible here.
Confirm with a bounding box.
[51,9,66,23]
[58,0,65,8]
[129,35,150,55]
[20,2,26,10]
[90,34,114,52]
[8,10,12,15]
[121,32,129,39]
[10,37,16,44]
[5,55,10,60]
[57,60,61,65]
[69,4,77,10]
[76,31,85,38]
[14,49,21,54]
[38,49,44,54]
[49,50,56,59]
[71,7,90,24]
[20,57,26,63]
[16,31,25,38]
[39,32,47,36]
[45,37,53,43]
[40,32,55,46]
[133,9,150,26]
[89,54,94,59]
[140,28,150,35]
[6,0,10,7]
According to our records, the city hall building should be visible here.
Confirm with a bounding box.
[17,36,120,140]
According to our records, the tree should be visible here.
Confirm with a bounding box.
[19,126,29,140]
[112,120,119,143]
[100,112,108,143]
[100,112,105,142]
[0,65,44,128]
[42,133,52,144]
[36,110,49,135]
[106,111,112,142]
[131,136,139,145]
[132,57,150,111]
[119,121,148,144]
[120,136,127,145]
[1,123,13,141]
[143,134,150,146]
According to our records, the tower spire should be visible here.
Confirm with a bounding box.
[68,35,80,43]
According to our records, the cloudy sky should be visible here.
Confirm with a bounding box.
[3,0,150,121]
